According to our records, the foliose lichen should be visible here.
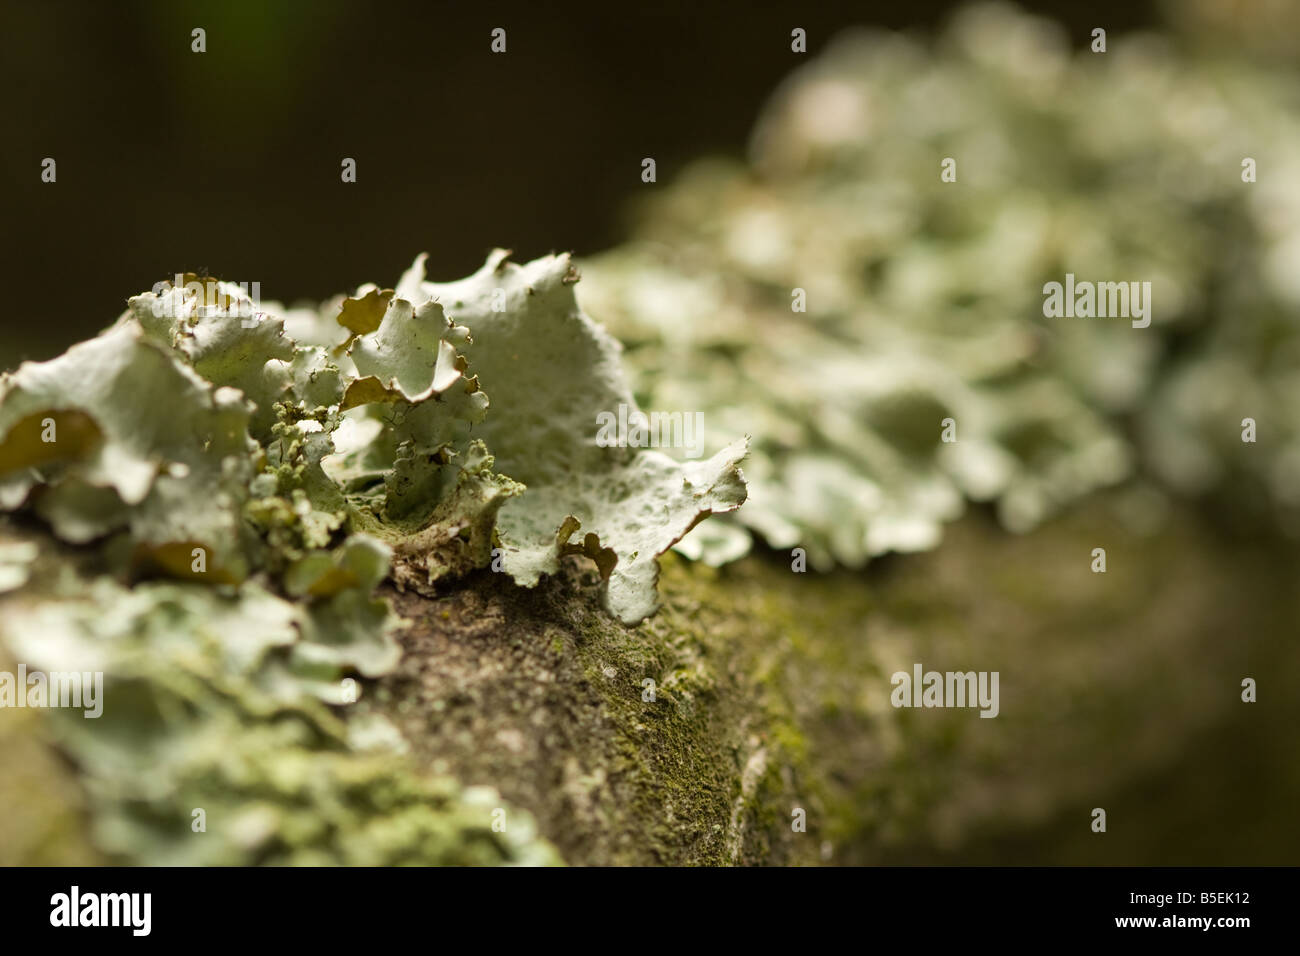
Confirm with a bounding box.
[583,2,1300,569]
[0,251,748,863]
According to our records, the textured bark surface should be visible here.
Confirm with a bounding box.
[4,491,1298,865]
[363,492,1299,865]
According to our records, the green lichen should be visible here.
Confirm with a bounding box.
[4,2,1299,866]
[390,249,748,623]
[0,249,751,864]
[0,521,560,865]
[584,1,1300,569]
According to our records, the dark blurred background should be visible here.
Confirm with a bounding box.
[0,0,1157,367]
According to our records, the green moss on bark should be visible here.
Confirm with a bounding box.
[7,487,1300,865]
[363,490,1300,865]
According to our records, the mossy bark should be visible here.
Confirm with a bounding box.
[366,491,1300,865]
[4,492,1298,864]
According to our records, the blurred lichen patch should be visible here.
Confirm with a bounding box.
[586,1,1300,567]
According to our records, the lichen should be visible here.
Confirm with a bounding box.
[4,1,1299,866]
[389,250,748,623]
[0,520,561,865]
[0,251,748,864]
[583,1,1300,569]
